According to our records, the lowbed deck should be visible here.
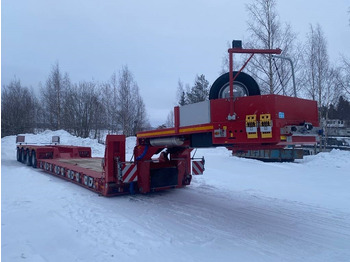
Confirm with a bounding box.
[58,158,103,173]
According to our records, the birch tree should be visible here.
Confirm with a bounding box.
[245,0,299,95]
[100,72,119,133]
[303,24,329,107]
[117,66,149,136]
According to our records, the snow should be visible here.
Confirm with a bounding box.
[2,130,350,261]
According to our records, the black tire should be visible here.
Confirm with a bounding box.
[31,151,37,168]
[26,149,32,166]
[17,148,22,162]
[21,149,26,164]
[209,71,260,100]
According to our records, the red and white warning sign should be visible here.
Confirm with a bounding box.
[121,163,138,183]
[192,160,204,175]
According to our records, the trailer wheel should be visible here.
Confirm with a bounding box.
[75,172,80,182]
[88,177,94,188]
[26,150,32,166]
[17,148,22,162]
[21,149,26,164]
[31,151,37,168]
[70,170,75,180]
[209,71,260,100]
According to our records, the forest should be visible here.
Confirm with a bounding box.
[2,0,350,138]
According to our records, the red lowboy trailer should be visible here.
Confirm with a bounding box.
[16,134,198,196]
[16,43,322,196]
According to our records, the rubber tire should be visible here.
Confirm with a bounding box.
[17,148,22,162]
[209,71,260,100]
[21,149,26,164]
[26,149,32,166]
[31,151,37,168]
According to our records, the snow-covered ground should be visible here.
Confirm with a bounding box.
[2,130,350,262]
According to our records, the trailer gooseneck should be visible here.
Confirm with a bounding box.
[16,44,321,196]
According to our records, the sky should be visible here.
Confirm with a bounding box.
[2,0,350,126]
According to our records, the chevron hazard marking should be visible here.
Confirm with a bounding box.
[122,164,138,183]
[192,160,204,175]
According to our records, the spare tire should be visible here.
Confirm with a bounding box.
[209,71,260,100]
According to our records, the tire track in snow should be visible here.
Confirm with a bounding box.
[186,183,350,260]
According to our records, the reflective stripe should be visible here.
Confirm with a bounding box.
[192,160,204,175]
[122,164,138,183]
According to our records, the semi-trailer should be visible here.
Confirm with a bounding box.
[16,44,321,196]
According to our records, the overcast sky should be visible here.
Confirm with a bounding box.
[2,0,350,126]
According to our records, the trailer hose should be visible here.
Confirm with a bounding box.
[136,145,149,161]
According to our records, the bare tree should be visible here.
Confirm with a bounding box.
[109,72,119,132]
[317,66,344,147]
[322,67,343,126]
[245,0,299,95]
[110,72,119,133]
[132,85,150,133]
[100,72,119,133]
[117,66,135,136]
[1,78,38,137]
[165,110,174,128]
[63,81,103,138]
[341,56,350,96]
[220,41,250,74]
[60,72,72,130]
[100,82,113,132]
[301,24,341,150]
[91,87,106,140]
[117,66,149,136]
[302,24,330,107]
[177,79,187,106]
[41,62,68,130]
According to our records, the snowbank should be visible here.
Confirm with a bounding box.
[1,130,106,158]
[194,147,350,212]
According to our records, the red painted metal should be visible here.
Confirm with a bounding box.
[228,48,282,54]
[17,133,195,196]
[229,49,234,116]
[137,94,319,149]
[228,47,282,117]
[174,106,180,133]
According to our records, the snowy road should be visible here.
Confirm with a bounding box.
[2,131,350,261]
